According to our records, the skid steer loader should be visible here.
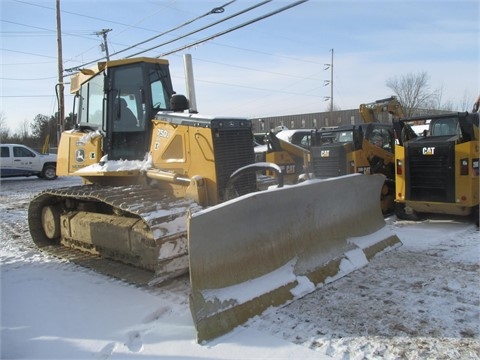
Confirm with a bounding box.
[28,56,401,343]
[309,97,405,214]
[393,110,479,223]
[254,129,312,184]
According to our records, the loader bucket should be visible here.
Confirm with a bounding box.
[188,174,401,343]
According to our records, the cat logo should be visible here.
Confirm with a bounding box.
[422,147,435,155]
[357,166,371,175]
[320,150,330,157]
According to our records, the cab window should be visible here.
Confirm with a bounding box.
[13,146,35,157]
[430,118,459,136]
[78,73,104,127]
[1,146,10,157]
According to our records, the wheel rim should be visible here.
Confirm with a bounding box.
[45,167,56,179]
[41,205,61,239]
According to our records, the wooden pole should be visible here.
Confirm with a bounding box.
[56,0,65,141]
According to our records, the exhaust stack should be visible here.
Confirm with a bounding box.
[183,54,198,113]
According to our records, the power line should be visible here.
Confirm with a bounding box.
[191,76,322,98]
[113,0,237,58]
[2,61,55,65]
[12,0,159,33]
[0,77,57,81]
[158,0,309,57]
[64,0,243,71]
[192,57,321,82]
[0,95,56,98]
[204,41,324,65]
[0,19,100,42]
[4,0,313,107]
[1,48,57,59]
[126,0,272,58]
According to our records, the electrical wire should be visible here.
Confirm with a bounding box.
[1,48,57,59]
[12,0,159,33]
[0,77,57,81]
[64,0,240,72]
[5,0,313,106]
[157,0,308,57]
[192,57,321,82]
[116,0,237,58]
[0,19,101,42]
[126,0,272,58]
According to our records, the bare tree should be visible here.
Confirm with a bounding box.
[386,71,441,117]
[17,120,31,141]
[0,112,10,143]
[459,91,479,112]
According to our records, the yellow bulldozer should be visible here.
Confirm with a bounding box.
[28,56,400,343]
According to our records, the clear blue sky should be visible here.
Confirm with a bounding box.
[1,0,479,132]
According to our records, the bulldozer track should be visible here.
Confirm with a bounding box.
[33,184,193,224]
[39,245,160,286]
[28,184,194,286]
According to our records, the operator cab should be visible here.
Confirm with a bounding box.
[73,59,177,160]
[429,116,461,139]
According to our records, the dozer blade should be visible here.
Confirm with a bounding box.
[188,173,401,343]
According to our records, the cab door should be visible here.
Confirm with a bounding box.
[11,145,40,175]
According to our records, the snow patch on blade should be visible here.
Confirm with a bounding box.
[201,259,298,305]
[290,276,315,298]
[347,225,399,250]
[343,248,369,271]
[323,248,369,285]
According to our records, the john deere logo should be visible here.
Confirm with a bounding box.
[75,149,85,163]
[422,147,435,155]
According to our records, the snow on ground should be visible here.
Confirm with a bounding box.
[0,176,479,359]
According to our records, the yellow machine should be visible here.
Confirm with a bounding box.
[28,57,400,343]
[310,97,405,214]
[393,110,479,222]
[358,96,404,123]
[255,130,311,184]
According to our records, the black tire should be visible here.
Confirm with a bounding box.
[42,164,57,180]
[394,202,421,221]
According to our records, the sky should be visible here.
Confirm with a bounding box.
[1,0,479,133]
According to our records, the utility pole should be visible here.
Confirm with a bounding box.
[56,0,65,141]
[95,29,112,61]
[323,48,334,125]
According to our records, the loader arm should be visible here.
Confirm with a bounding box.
[359,96,405,123]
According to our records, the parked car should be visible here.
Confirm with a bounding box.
[0,144,57,180]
